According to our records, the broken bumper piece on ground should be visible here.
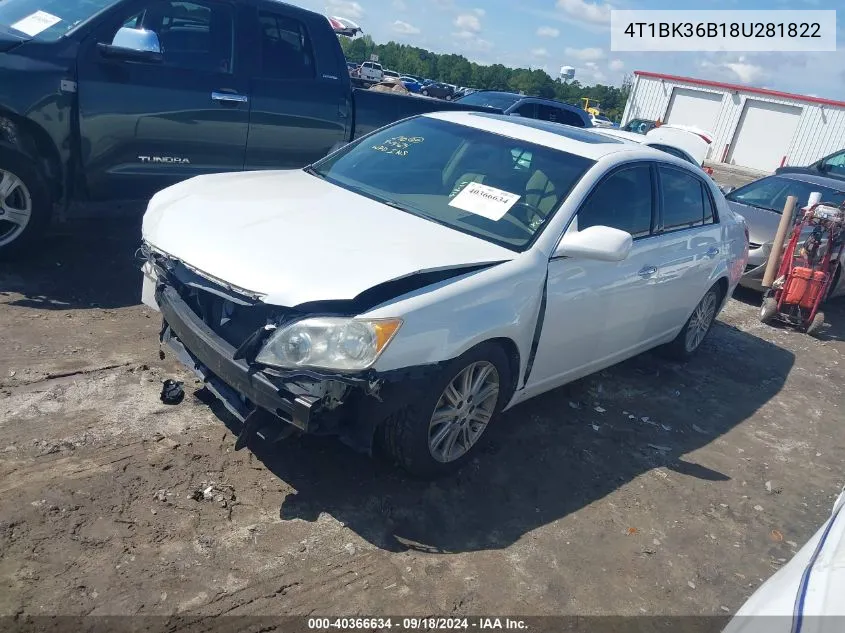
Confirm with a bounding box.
[155,283,435,454]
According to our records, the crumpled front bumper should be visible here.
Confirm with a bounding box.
[156,284,318,430]
[153,280,438,453]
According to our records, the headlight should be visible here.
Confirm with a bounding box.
[255,317,402,371]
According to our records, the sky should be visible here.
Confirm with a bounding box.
[290,0,845,101]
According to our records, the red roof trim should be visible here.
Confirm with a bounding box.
[634,70,845,109]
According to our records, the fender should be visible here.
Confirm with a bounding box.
[0,111,64,203]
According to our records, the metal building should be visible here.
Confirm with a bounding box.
[621,71,845,173]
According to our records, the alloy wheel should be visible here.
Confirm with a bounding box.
[428,361,500,463]
[685,291,717,352]
[0,168,33,247]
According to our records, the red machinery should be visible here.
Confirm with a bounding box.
[759,201,845,335]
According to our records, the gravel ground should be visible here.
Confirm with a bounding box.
[1,172,843,618]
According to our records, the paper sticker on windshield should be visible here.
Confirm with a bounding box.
[448,182,521,221]
[11,11,62,37]
[371,135,424,157]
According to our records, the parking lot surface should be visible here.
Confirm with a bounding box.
[1,184,843,617]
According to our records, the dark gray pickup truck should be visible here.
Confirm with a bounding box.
[0,0,494,255]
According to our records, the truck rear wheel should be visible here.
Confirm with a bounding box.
[0,148,52,259]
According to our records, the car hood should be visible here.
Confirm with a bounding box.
[726,201,783,245]
[141,169,515,307]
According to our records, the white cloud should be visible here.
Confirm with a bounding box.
[392,0,407,9]
[455,13,482,32]
[453,30,475,39]
[531,48,549,58]
[700,55,767,85]
[556,0,612,25]
[609,59,625,71]
[536,26,560,37]
[327,0,364,19]
[564,46,605,61]
[392,20,420,35]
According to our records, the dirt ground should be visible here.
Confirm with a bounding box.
[1,206,844,618]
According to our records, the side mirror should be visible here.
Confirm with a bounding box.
[97,27,163,63]
[554,225,633,262]
[719,185,735,195]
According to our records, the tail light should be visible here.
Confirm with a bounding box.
[697,133,713,145]
[703,166,714,176]
[744,223,749,244]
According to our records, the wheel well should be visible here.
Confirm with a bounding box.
[486,337,521,402]
[0,111,62,203]
[714,277,729,307]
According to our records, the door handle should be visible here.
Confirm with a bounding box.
[638,266,658,278]
[211,91,249,104]
[705,247,720,257]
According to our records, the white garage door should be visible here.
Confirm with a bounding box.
[664,88,723,132]
[728,100,802,173]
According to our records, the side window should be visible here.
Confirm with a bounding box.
[658,166,709,231]
[538,105,585,127]
[822,151,845,176]
[258,11,314,79]
[121,1,234,73]
[578,164,654,238]
[514,103,537,119]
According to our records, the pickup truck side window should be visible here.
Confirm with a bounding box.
[514,103,537,119]
[258,11,315,79]
[120,1,235,74]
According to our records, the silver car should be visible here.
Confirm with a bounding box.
[725,173,845,297]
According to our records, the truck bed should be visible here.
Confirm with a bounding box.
[351,89,502,139]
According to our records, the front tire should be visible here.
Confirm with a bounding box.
[661,285,721,361]
[380,342,511,478]
[0,148,52,259]
[421,89,429,97]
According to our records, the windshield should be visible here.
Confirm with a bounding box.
[457,92,522,110]
[309,116,595,251]
[596,115,611,122]
[726,176,845,213]
[0,0,118,41]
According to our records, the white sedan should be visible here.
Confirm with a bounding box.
[140,111,749,477]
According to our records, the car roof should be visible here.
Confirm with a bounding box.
[773,172,845,190]
[423,111,666,161]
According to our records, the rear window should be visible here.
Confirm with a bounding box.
[0,0,119,41]
[310,116,595,251]
[458,92,522,110]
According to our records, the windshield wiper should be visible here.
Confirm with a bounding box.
[734,201,778,213]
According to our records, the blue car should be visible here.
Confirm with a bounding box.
[400,76,422,93]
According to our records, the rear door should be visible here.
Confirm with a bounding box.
[649,164,723,337]
[244,4,348,169]
[76,0,249,201]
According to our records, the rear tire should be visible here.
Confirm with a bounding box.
[0,148,52,259]
[806,311,825,337]
[759,296,778,324]
[421,89,429,97]
[379,342,511,478]
[660,284,721,361]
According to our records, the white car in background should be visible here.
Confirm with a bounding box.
[724,485,845,632]
[382,69,401,83]
[140,112,748,477]
[599,125,714,175]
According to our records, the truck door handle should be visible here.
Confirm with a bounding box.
[211,92,248,104]
[638,266,658,278]
[705,247,720,257]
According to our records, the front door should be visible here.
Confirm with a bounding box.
[524,162,664,396]
[76,0,249,201]
[244,6,348,170]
